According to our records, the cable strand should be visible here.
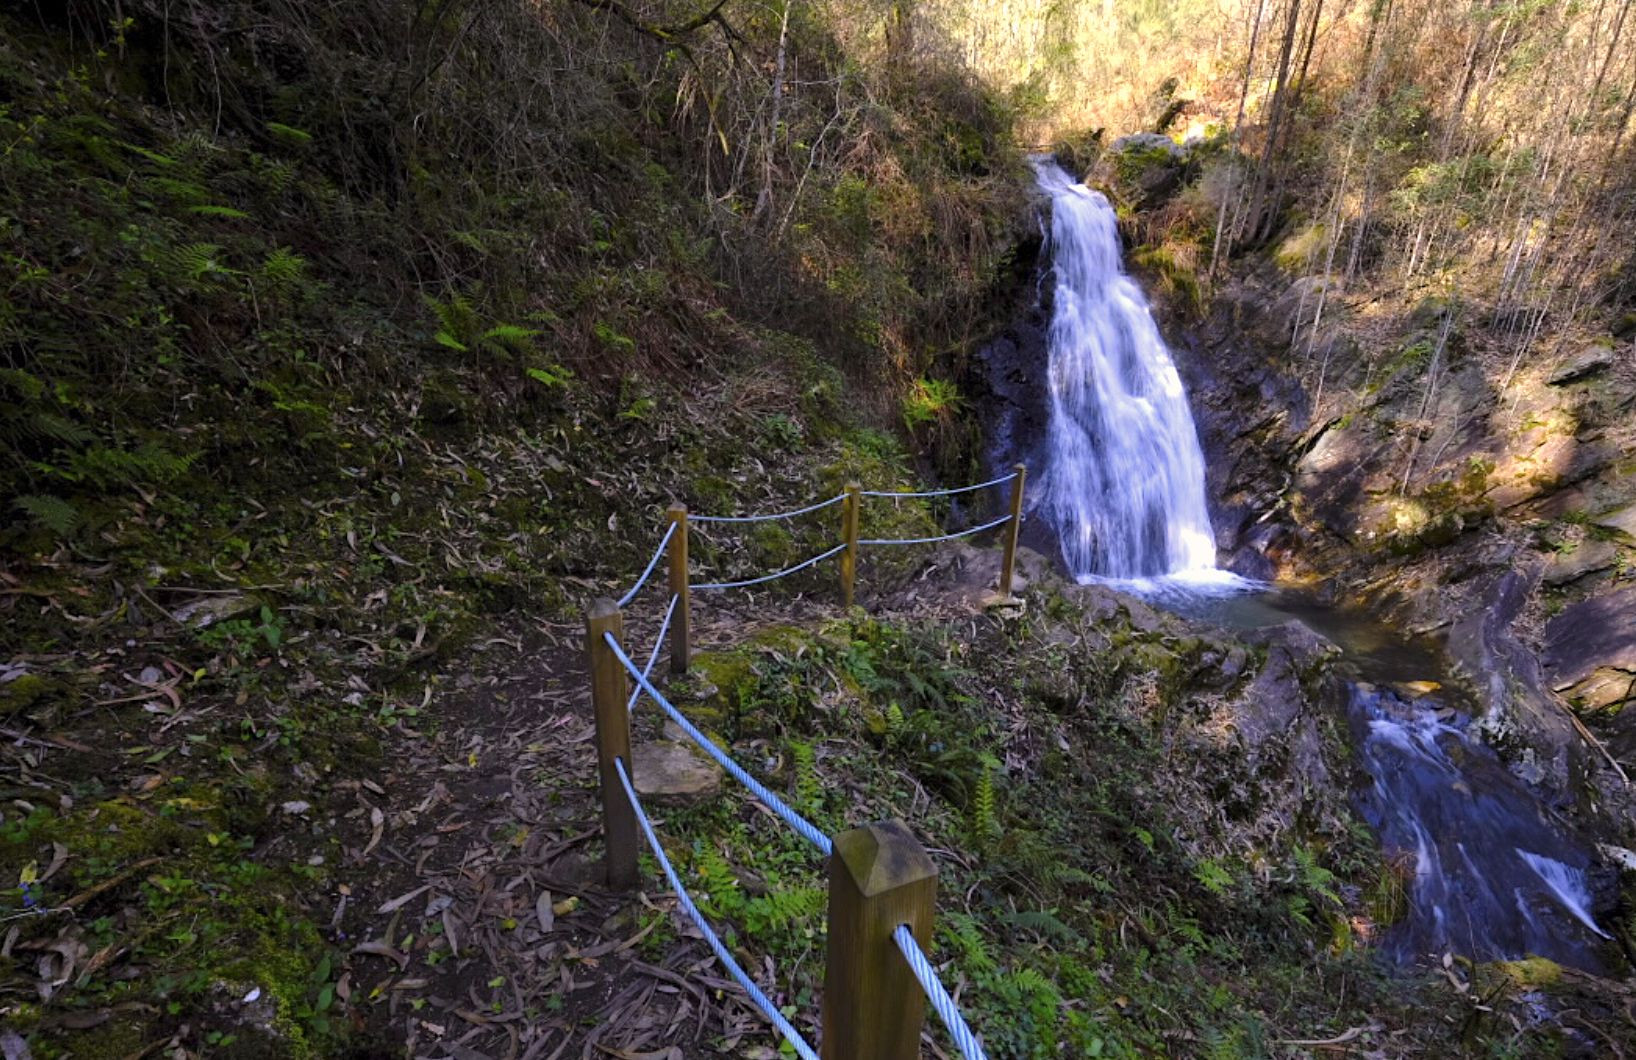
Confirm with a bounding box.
[605,633,833,855]
[617,521,678,608]
[694,542,847,592]
[627,593,681,713]
[893,925,988,1060]
[859,513,1014,547]
[615,759,820,1060]
[691,493,848,524]
[861,471,1018,500]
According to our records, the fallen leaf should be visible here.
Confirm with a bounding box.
[536,891,554,934]
[376,884,431,914]
[362,806,384,857]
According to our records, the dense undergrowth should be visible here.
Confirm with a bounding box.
[644,586,1616,1056]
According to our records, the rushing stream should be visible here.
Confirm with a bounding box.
[1027,157,1610,969]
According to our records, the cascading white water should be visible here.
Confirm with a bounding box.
[1032,159,1220,583]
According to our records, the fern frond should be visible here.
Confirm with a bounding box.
[265,122,313,145]
[0,367,45,402]
[144,176,209,202]
[260,247,308,296]
[15,494,80,536]
[1002,909,1082,946]
[118,140,178,167]
[29,413,96,445]
[189,204,250,219]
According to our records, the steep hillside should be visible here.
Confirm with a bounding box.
[0,1,1030,1054]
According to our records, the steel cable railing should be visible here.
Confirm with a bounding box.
[693,542,849,593]
[859,512,1014,548]
[626,592,680,714]
[861,470,1018,500]
[605,633,834,856]
[613,757,820,1060]
[691,493,848,524]
[892,925,989,1060]
[617,520,678,608]
[590,467,1023,1057]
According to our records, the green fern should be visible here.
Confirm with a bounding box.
[188,204,250,219]
[0,367,45,402]
[15,494,80,536]
[970,756,999,852]
[1001,908,1081,946]
[259,247,308,296]
[64,444,197,487]
[265,122,313,146]
[742,886,824,936]
[884,701,906,745]
[1193,858,1235,898]
[425,292,480,352]
[156,242,233,287]
[29,413,96,445]
[593,321,635,354]
[118,140,177,167]
[789,740,820,813]
[525,365,571,388]
[143,176,209,202]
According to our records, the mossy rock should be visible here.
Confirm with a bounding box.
[1494,956,1566,989]
[680,626,813,724]
[748,522,798,571]
[0,672,60,718]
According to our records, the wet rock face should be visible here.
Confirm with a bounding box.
[1544,588,1636,713]
[974,211,1069,566]
[1164,275,1314,576]
[1447,568,1585,795]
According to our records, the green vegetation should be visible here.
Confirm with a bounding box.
[635,596,1583,1055]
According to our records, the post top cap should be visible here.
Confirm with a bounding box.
[832,819,937,896]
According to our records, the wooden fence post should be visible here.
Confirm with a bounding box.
[667,503,690,674]
[821,820,938,1060]
[999,463,1027,598]
[840,482,861,609]
[586,598,637,890]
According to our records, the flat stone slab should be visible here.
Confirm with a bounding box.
[631,740,721,799]
[1596,505,1636,542]
[1548,347,1614,386]
[1543,588,1636,702]
[1543,539,1620,586]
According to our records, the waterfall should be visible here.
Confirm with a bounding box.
[1032,159,1221,584]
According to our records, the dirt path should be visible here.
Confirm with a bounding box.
[337,590,844,1060]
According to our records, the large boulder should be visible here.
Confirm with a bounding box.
[1107,133,1187,206]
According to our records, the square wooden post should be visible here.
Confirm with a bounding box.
[999,463,1027,598]
[586,599,637,890]
[820,820,937,1060]
[840,482,862,609]
[667,503,690,674]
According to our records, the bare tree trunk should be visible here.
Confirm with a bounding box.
[1243,0,1304,246]
[754,0,794,224]
[1209,0,1269,280]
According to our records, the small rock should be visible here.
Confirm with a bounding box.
[280,800,312,815]
[171,592,253,628]
[1547,347,1614,386]
[1543,539,1619,586]
[1594,504,1636,542]
[631,740,722,799]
